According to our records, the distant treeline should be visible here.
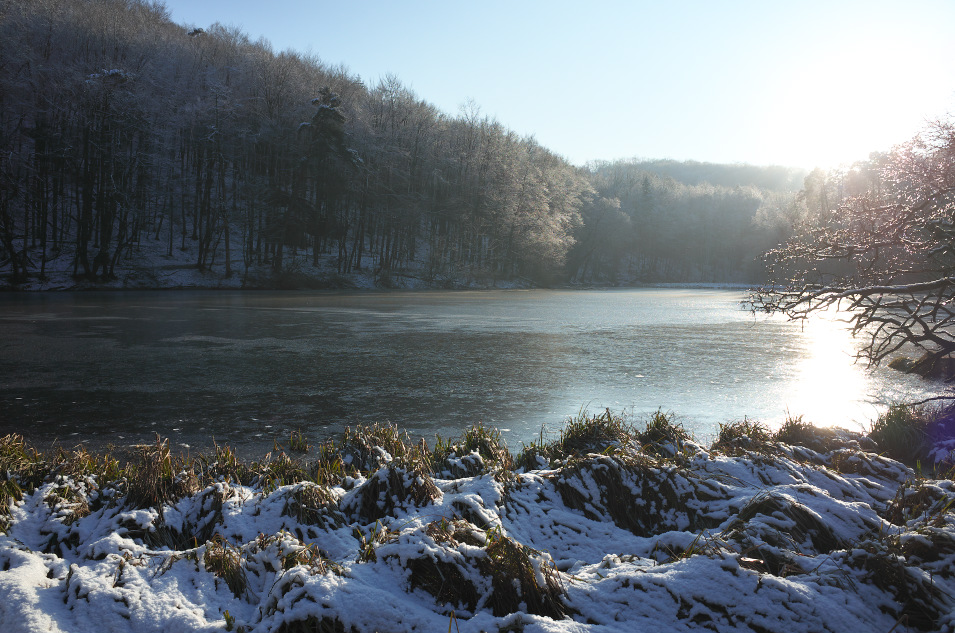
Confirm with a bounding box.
[612,159,807,192]
[0,0,811,288]
[571,160,808,283]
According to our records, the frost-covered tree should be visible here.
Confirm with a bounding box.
[751,119,955,386]
[578,160,793,283]
[0,0,640,287]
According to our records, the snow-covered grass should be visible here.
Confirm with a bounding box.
[1,416,955,632]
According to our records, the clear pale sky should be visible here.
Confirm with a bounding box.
[158,0,955,169]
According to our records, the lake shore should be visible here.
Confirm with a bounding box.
[0,232,758,293]
[1,415,953,632]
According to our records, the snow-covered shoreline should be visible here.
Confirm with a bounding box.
[1,421,953,633]
[0,230,759,293]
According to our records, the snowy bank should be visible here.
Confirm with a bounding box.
[1,418,954,632]
[0,232,536,292]
[1,226,755,292]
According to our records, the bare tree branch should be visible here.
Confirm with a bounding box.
[748,120,955,397]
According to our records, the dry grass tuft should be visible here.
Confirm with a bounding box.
[883,481,954,526]
[38,478,92,554]
[712,418,774,456]
[773,415,818,448]
[0,480,20,533]
[203,534,247,598]
[828,449,908,481]
[288,429,310,454]
[182,484,231,546]
[868,405,934,467]
[399,519,569,619]
[516,409,635,469]
[554,409,635,457]
[254,452,310,492]
[281,482,345,530]
[273,616,358,633]
[308,444,351,487]
[432,423,513,478]
[353,521,397,563]
[44,480,91,526]
[337,423,430,474]
[343,465,441,523]
[636,409,693,458]
[193,442,257,486]
[0,434,47,519]
[725,491,844,556]
[844,540,946,632]
[406,519,486,611]
[479,527,568,618]
[893,524,955,567]
[248,531,342,574]
[124,436,198,509]
[770,414,880,455]
[553,453,728,537]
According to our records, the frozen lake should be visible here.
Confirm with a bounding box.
[0,288,941,456]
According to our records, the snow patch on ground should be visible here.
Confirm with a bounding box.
[1,232,535,292]
[1,435,954,632]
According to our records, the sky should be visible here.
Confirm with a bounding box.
[158,0,955,169]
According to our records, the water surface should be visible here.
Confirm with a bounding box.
[0,289,940,456]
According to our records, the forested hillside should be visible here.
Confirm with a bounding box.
[613,159,806,191]
[0,0,807,289]
[569,160,807,284]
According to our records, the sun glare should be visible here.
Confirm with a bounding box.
[783,313,875,429]
[760,36,947,169]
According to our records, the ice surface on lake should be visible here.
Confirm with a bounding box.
[0,289,941,455]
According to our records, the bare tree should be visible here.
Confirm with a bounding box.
[750,119,955,387]
[0,0,600,288]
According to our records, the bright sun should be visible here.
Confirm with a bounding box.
[760,36,949,169]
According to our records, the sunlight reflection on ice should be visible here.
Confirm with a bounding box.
[780,310,899,431]
[0,289,944,453]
